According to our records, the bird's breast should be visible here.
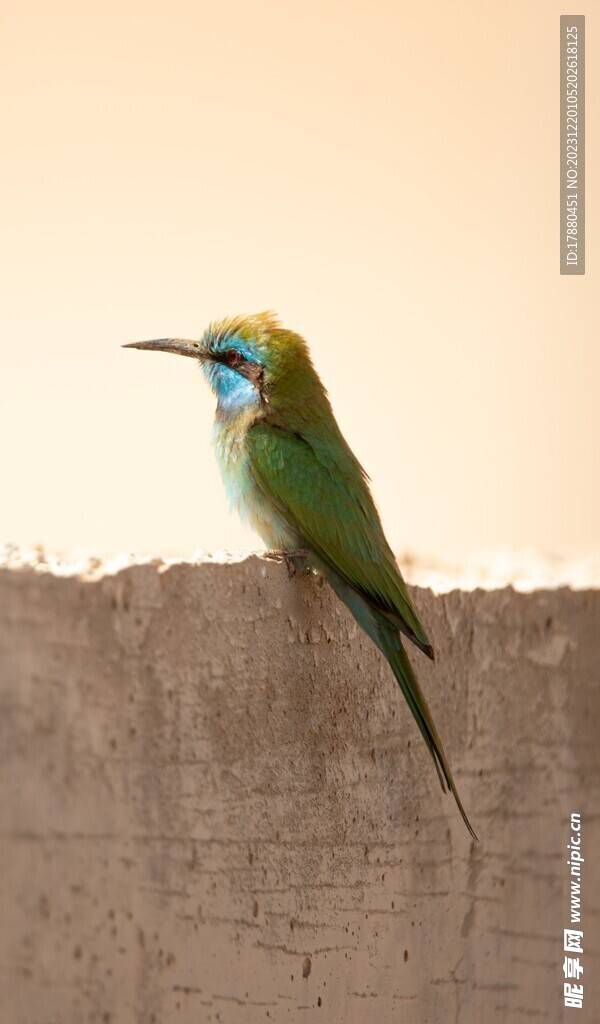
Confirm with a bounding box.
[212,417,299,551]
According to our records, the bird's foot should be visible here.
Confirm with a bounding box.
[264,549,311,578]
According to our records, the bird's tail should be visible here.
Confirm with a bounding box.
[378,622,478,841]
[323,565,478,840]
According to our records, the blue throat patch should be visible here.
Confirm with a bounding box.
[203,361,260,416]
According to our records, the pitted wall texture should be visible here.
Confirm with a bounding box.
[1,555,599,1023]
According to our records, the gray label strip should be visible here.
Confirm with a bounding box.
[560,16,585,275]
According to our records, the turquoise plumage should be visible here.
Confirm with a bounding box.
[125,312,477,839]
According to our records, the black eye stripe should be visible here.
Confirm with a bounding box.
[211,350,264,390]
[216,349,243,367]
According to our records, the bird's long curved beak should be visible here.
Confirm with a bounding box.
[123,338,205,360]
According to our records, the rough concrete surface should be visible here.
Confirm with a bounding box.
[1,551,599,1023]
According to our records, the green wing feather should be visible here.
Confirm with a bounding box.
[248,422,477,840]
[247,422,433,658]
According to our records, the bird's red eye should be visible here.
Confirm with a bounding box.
[226,350,242,367]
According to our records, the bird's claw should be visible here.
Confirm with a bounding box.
[263,549,311,577]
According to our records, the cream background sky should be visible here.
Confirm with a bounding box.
[1,1,597,560]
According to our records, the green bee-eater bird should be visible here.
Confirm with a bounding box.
[125,312,477,839]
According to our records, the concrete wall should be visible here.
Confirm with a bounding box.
[1,553,599,1023]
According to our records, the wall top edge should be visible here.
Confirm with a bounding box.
[2,543,599,595]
